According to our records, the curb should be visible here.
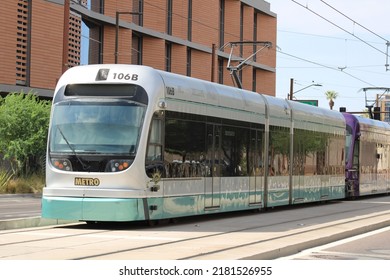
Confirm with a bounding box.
[0,217,78,231]
[0,193,42,198]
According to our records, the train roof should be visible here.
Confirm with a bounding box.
[157,68,345,132]
[54,64,163,95]
[55,64,346,132]
[343,113,390,131]
[288,99,346,132]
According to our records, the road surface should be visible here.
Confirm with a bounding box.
[0,194,41,220]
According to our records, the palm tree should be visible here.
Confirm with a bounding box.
[325,90,338,110]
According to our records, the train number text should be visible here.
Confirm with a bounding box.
[113,73,138,81]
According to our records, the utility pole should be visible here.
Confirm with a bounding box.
[289,78,294,100]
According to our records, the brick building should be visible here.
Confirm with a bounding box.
[0,0,84,97]
[0,0,277,97]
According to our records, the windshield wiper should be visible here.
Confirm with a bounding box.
[56,126,91,171]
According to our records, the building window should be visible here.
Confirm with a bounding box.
[219,0,225,47]
[89,0,104,13]
[239,3,244,56]
[186,47,191,76]
[133,0,143,26]
[253,12,258,62]
[132,32,142,65]
[85,22,103,64]
[167,0,173,35]
[188,0,192,41]
[165,42,172,72]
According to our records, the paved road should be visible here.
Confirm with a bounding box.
[0,194,41,220]
[1,195,390,260]
[281,226,390,260]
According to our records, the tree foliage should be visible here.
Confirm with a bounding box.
[324,90,338,110]
[0,92,51,176]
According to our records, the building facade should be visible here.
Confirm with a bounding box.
[0,0,277,97]
[377,94,390,122]
[0,0,83,97]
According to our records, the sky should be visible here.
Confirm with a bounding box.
[270,0,390,112]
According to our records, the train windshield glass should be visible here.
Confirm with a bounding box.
[49,99,145,155]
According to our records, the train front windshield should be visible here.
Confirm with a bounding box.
[49,99,145,155]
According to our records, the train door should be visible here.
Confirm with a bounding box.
[205,124,221,209]
[249,129,264,205]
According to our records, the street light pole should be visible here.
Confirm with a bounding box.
[288,78,322,100]
[115,11,142,64]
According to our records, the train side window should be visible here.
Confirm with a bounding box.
[353,139,359,169]
[145,114,164,178]
[165,117,206,178]
[269,126,290,176]
[221,126,249,176]
[248,129,265,176]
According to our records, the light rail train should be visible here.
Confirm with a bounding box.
[41,64,390,223]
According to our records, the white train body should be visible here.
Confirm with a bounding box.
[42,64,346,222]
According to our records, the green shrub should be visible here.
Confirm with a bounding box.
[0,173,44,194]
[0,92,51,176]
[0,170,14,193]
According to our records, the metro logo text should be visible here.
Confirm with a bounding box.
[74,177,100,186]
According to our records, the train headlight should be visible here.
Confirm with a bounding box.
[105,159,132,172]
[51,158,73,171]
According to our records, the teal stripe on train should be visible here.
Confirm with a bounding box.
[42,197,146,222]
[267,185,345,207]
[42,186,344,222]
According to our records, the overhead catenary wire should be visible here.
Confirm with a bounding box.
[290,0,389,58]
[277,49,376,86]
[278,27,390,73]
[320,0,390,71]
[320,0,389,42]
[278,29,384,45]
